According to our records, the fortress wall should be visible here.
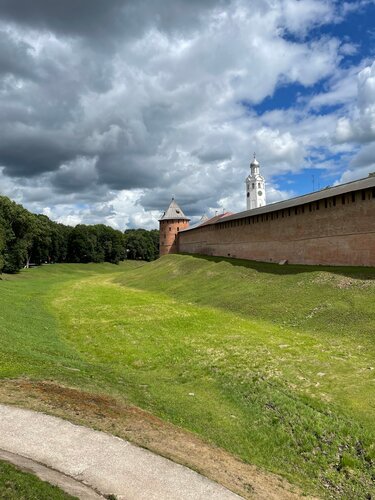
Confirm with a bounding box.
[178,188,375,266]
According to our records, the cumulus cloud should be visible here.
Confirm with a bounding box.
[0,0,372,228]
[335,61,375,143]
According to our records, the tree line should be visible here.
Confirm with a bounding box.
[0,195,159,273]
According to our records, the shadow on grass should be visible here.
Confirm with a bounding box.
[180,253,375,280]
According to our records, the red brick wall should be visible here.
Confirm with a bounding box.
[160,219,190,256]
[178,189,375,266]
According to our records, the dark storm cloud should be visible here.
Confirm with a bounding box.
[0,30,35,79]
[96,152,162,190]
[0,0,227,196]
[141,188,220,217]
[192,146,232,163]
[0,0,127,39]
[0,132,79,176]
[50,157,98,193]
[351,142,375,168]
[0,0,224,41]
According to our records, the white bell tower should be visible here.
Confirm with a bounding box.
[245,154,266,210]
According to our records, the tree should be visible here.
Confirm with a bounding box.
[0,194,128,272]
[123,229,159,261]
[0,197,35,273]
[0,219,5,273]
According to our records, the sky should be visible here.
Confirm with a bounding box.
[0,0,375,229]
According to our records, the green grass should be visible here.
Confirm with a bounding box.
[0,256,375,498]
[0,460,76,499]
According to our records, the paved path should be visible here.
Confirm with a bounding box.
[0,404,241,500]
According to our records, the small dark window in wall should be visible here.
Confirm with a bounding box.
[247,192,250,198]
[316,201,319,210]
[288,209,291,216]
[266,214,269,221]
[309,204,312,212]
[351,192,356,202]
[294,207,298,215]
[258,183,261,188]
[169,227,171,231]
[252,183,255,188]
[177,227,179,231]
[362,190,366,200]
[342,195,345,205]
[333,197,336,206]
[301,206,304,214]
[325,199,328,208]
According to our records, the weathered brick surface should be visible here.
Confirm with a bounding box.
[178,190,375,266]
[160,219,190,256]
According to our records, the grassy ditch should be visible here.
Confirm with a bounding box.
[0,256,374,498]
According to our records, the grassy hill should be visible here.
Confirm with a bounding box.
[0,255,374,498]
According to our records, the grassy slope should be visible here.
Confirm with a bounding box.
[0,256,374,498]
[0,460,75,499]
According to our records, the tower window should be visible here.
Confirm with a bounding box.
[177,227,179,231]
[258,183,261,188]
[169,227,171,231]
[252,183,255,189]
[247,192,250,197]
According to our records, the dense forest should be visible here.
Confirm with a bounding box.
[0,196,159,273]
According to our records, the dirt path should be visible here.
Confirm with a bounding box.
[0,379,311,499]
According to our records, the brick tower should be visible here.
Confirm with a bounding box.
[159,198,190,256]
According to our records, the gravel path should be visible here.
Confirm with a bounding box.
[0,403,241,500]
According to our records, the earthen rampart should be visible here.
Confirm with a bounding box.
[178,177,375,266]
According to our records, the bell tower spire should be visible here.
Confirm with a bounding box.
[245,153,266,210]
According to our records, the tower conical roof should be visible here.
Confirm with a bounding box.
[159,198,190,221]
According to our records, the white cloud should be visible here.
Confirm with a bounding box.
[0,0,373,225]
[335,61,375,143]
[280,0,335,36]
